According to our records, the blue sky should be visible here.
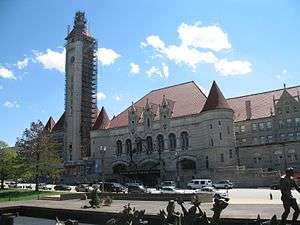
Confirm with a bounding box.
[1,0,300,146]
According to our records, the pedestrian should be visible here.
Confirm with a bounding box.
[279,167,300,225]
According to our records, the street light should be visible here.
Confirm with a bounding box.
[99,145,106,192]
[175,152,180,188]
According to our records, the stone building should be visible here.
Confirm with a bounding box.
[46,11,300,186]
[89,81,300,186]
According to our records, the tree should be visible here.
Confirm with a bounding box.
[0,148,17,189]
[0,140,9,149]
[16,120,62,191]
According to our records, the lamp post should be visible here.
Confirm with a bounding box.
[175,152,180,188]
[99,146,106,192]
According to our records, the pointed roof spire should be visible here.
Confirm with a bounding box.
[162,94,168,107]
[201,81,231,112]
[92,107,110,130]
[52,112,65,131]
[66,11,90,40]
[130,101,136,112]
[44,117,56,132]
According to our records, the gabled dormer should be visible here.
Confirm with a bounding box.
[159,95,172,130]
[143,99,155,131]
[274,84,300,117]
[128,102,138,134]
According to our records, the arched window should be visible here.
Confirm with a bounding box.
[181,131,189,150]
[136,139,143,153]
[168,133,176,151]
[146,136,153,153]
[125,139,132,154]
[157,134,164,152]
[116,140,122,156]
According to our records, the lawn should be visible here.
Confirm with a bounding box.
[0,189,59,203]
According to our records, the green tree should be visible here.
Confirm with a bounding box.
[0,148,17,189]
[0,140,9,149]
[16,120,62,191]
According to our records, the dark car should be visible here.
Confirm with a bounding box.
[270,183,280,190]
[127,184,147,194]
[98,182,127,193]
[54,184,72,191]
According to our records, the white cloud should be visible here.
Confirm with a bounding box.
[143,35,217,70]
[162,63,169,78]
[97,92,106,100]
[34,49,65,73]
[114,95,121,101]
[163,45,217,70]
[129,63,140,74]
[3,100,20,108]
[0,66,16,80]
[142,22,251,75]
[146,66,162,77]
[145,35,165,49]
[97,48,121,66]
[146,64,169,79]
[178,23,231,51]
[215,59,252,76]
[16,57,29,69]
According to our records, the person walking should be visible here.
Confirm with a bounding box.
[280,167,300,225]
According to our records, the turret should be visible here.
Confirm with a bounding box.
[201,81,235,168]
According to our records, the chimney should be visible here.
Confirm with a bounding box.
[245,100,252,120]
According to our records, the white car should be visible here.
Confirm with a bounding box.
[160,186,179,194]
[187,179,213,189]
[213,180,233,189]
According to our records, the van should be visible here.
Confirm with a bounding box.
[187,179,212,189]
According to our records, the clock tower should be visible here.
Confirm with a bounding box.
[64,11,97,162]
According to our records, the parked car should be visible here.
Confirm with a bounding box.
[187,179,213,189]
[160,181,176,188]
[75,184,93,192]
[200,186,215,192]
[54,184,72,191]
[39,184,52,190]
[127,184,147,194]
[98,182,127,193]
[213,180,233,189]
[160,186,179,194]
[7,181,17,188]
[270,183,280,190]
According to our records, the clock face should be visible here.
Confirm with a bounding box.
[70,56,75,63]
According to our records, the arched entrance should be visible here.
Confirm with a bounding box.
[112,163,128,174]
[177,157,197,183]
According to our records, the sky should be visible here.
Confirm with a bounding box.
[0,0,300,146]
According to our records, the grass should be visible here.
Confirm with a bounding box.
[0,189,60,203]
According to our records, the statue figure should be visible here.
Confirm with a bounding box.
[89,186,101,208]
[105,203,148,225]
[256,214,278,225]
[177,196,204,225]
[210,193,229,225]
[158,200,181,225]
[279,167,300,225]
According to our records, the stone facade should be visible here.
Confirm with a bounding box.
[47,12,300,186]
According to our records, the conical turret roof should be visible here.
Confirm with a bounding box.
[201,81,231,112]
[92,107,110,130]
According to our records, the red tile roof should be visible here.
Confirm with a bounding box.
[44,116,56,132]
[227,85,300,122]
[108,81,207,128]
[52,112,65,131]
[201,81,231,112]
[92,107,110,130]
